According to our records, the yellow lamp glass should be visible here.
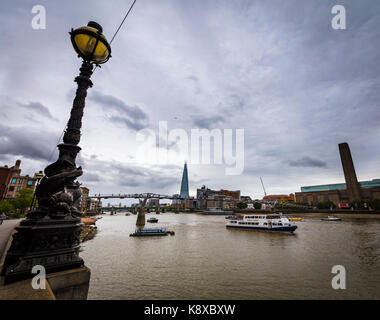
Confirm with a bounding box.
[72,26,110,64]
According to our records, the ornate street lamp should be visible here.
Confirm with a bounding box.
[70,21,111,65]
[1,21,111,285]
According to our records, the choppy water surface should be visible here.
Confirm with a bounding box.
[81,213,380,299]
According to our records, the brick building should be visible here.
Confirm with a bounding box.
[0,160,42,199]
[196,186,240,200]
[295,180,380,206]
[295,143,380,206]
[0,162,17,200]
[196,186,240,209]
[80,187,90,215]
[262,194,295,203]
[88,199,101,213]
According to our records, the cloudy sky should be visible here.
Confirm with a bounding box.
[0,0,379,203]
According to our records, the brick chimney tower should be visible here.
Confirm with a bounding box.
[339,143,362,202]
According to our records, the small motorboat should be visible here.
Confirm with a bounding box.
[129,228,175,237]
[289,217,303,222]
[130,228,167,237]
[147,217,158,223]
[321,216,342,221]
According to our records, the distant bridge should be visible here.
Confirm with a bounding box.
[87,193,186,201]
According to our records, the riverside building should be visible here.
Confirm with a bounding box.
[295,179,380,206]
[295,143,380,206]
[0,159,42,199]
[196,186,241,210]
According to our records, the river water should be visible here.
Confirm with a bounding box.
[80,213,380,299]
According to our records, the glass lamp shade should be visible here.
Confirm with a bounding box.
[70,23,111,64]
[35,173,44,179]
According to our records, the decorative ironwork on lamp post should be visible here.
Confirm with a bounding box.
[1,21,111,285]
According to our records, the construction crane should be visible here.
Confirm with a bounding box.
[260,177,267,197]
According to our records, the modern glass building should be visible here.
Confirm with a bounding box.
[301,179,380,192]
[179,162,189,199]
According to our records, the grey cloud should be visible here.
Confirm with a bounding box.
[90,91,147,120]
[0,153,12,163]
[147,176,179,190]
[118,174,178,189]
[110,163,148,177]
[89,90,149,131]
[187,75,199,82]
[187,75,201,94]
[82,172,102,182]
[19,102,56,120]
[0,123,59,162]
[192,115,225,129]
[288,156,328,168]
[119,178,143,187]
[109,115,147,131]
[78,157,186,194]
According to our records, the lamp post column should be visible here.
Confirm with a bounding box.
[1,20,110,286]
[32,60,94,219]
[1,62,95,285]
[63,61,93,146]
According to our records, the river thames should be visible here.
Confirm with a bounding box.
[81,213,380,300]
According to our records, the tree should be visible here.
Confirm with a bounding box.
[253,202,262,210]
[0,200,14,213]
[369,199,380,210]
[316,200,335,210]
[349,200,366,209]
[237,202,248,210]
[11,188,35,213]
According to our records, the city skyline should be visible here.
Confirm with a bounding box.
[1,0,380,201]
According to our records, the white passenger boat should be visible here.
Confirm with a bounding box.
[226,213,297,233]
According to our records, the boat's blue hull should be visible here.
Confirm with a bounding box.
[226,225,297,233]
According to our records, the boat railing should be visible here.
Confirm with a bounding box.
[226,215,243,220]
[136,228,167,233]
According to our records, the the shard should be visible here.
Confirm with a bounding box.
[180,162,189,199]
